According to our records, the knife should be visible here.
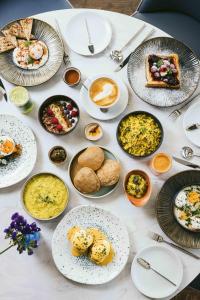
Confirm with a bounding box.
[114,28,155,72]
[186,123,200,131]
[173,156,200,169]
[85,18,94,54]
[0,79,7,102]
[55,19,70,65]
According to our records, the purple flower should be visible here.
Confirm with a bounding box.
[2,212,41,256]
[27,248,33,255]
[11,232,17,240]
[11,212,19,220]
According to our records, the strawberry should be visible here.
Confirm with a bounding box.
[67,104,73,111]
[56,124,63,131]
[47,108,54,116]
[71,110,79,117]
[51,117,59,124]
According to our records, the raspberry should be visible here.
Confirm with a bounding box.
[71,110,79,117]
[67,104,73,111]
[47,108,54,116]
[56,124,63,131]
[51,117,58,124]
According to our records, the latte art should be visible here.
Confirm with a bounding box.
[89,77,119,107]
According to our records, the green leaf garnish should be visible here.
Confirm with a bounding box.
[157,59,163,67]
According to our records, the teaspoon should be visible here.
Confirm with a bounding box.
[181,146,200,159]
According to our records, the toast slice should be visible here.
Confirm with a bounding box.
[0,36,15,53]
[145,54,180,89]
[19,18,33,41]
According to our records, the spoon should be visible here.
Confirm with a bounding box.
[110,24,146,63]
[181,146,200,159]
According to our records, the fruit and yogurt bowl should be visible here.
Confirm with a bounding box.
[39,95,80,135]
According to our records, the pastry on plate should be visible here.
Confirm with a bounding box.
[19,18,33,41]
[73,167,101,194]
[97,159,120,186]
[145,54,180,88]
[0,36,15,53]
[78,146,104,171]
[2,30,18,47]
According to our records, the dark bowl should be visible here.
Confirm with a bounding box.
[116,111,164,159]
[38,95,80,135]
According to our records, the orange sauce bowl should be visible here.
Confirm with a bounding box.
[123,170,152,207]
[150,152,172,175]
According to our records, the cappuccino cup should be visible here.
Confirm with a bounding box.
[88,76,120,109]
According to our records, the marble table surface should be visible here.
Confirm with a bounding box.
[0,8,200,300]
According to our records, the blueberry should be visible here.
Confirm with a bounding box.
[68,115,72,119]
[65,109,69,115]
[71,119,75,123]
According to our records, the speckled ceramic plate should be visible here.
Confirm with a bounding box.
[69,146,120,199]
[52,205,130,284]
[156,170,200,248]
[0,114,37,188]
[0,18,63,86]
[127,37,200,107]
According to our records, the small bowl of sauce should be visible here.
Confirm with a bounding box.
[150,152,172,175]
[84,123,103,141]
[49,146,67,165]
[63,67,81,87]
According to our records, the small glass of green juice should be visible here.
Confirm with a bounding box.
[9,86,34,114]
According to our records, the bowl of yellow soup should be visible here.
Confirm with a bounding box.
[21,172,69,220]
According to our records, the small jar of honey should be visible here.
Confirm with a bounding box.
[63,67,81,87]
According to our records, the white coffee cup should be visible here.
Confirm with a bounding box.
[88,74,120,109]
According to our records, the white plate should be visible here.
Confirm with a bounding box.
[131,245,183,299]
[0,114,37,188]
[65,12,112,56]
[80,74,129,120]
[52,205,130,284]
[183,100,200,147]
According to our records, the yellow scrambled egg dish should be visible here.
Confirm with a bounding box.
[118,114,161,156]
[23,174,68,219]
[67,226,115,266]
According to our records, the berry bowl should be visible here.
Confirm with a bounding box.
[38,95,80,135]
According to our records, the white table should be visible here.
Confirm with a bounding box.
[0,8,200,300]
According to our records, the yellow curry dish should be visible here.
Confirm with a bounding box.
[23,173,69,220]
[118,112,162,157]
[67,226,115,266]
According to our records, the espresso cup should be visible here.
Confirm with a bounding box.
[88,75,120,109]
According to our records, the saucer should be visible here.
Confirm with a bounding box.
[183,100,200,147]
[80,75,129,121]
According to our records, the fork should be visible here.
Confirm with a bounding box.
[168,92,200,120]
[149,232,200,259]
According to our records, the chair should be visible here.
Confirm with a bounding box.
[133,0,200,58]
[0,0,73,28]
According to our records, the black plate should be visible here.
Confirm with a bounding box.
[116,111,163,159]
[156,170,200,248]
[38,95,80,135]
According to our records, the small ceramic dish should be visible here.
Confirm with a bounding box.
[69,146,120,199]
[38,95,80,135]
[84,122,103,141]
[63,67,81,87]
[48,146,67,165]
[21,172,69,221]
[124,170,152,207]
